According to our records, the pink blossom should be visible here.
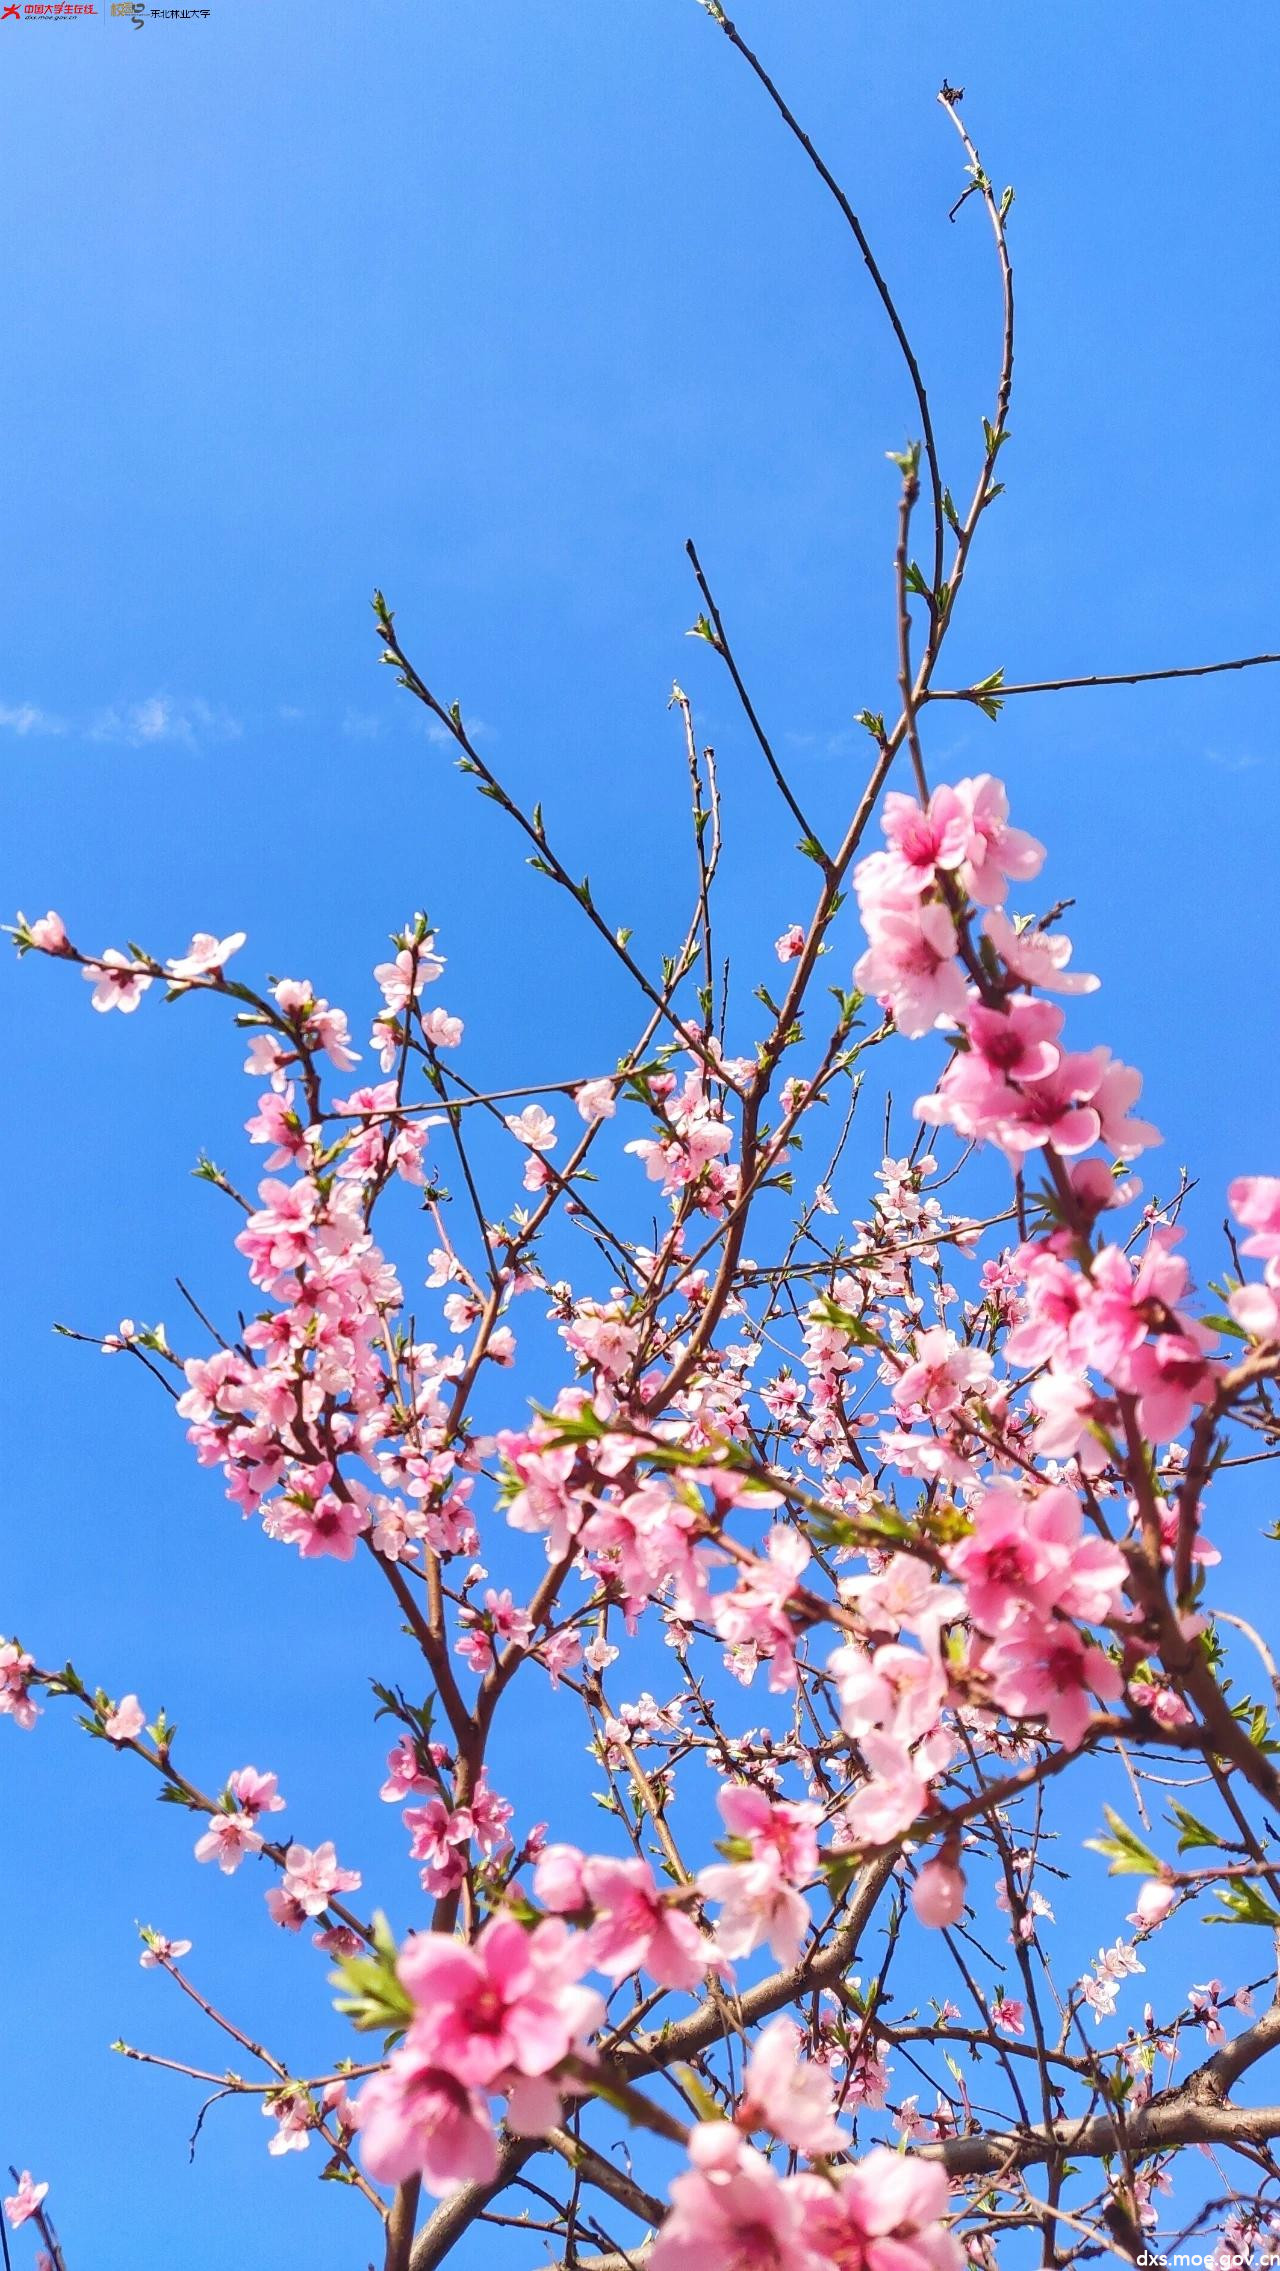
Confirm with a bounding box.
[775,924,807,961]
[985,1618,1123,1748]
[709,1524,809,1686]
[194,1811,264,1873]
[697,1852,810,1965]
[273,980,359,1068]
[982,908,1098,994]
[405,1796,472,1896]
[534,1842,588,1914]
[380,1735,434,1805]
[1231,1175,1280,1265]
[854,900,968,1039]
[139,1933,192,1968]
[235,1175,317,1280]
[893,1327,992,1422]
[804,2146,962,2271]
[264,2089,311,2155]
[1027,1366,1103,1464]
[421,1002,464,1051]
[737,2018,847,2155]
[27,911,68,953]
[716,1782,821,1882]
[245,1083,309,1168]
[842,1732,938,1844]
[228,1765,286,1816]
[504,1104,557,1151]
[1125,1331,1216,1442]
[84,948,153,1012]
[396,1916,602,2093]
[828,1640,945,1748]
[991,1994,1026,2036]
[1190,1980,1228,2046]
[582,1854,711,1989]
[947,1484,1125,1635]
[358,2052,498,2196]
[953,774,1045,904]
[575,1077,618,1122]
[167,929,246,982]
[842,1556,963,1653]
[243,1030,290,1087]
[880,784,970,887]
[374,941,444,1012]
[276,1488,369,1561]
[103,1692,145,1743]
[1230,1280,1280,1343]
[3,2173,48,2229]
[537,1628,584,1687]
[963,992,1063,1080]
[470,1773,513,1856]
[279,1840,361,1916]
[1089,1051,1161,1156]
[650,2124,831,2271]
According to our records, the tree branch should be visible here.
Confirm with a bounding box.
[925,650,1280,705]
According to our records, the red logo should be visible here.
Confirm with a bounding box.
[1,7,20,19]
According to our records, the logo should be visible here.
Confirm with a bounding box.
[112,2,212,17]
[11,4,99,16]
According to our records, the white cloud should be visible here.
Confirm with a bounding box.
[1206,745,1262,773]
[424,712,495,748]
[341,707,382,741]
[90,695,243,749]
[0,701,67,737]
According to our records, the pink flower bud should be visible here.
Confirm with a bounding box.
[533,1841,587,1913]
[911,1855,967,1929]
[1128,1878,1175,1931]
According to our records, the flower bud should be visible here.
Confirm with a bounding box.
[911,1854,967,1929]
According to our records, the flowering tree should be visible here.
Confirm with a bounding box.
[9,12,1280,2271]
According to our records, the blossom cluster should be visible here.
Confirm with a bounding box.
[9,751,1280,2262]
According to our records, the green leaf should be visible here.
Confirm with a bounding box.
[807,1295,881,1348]
[1084,1806,1161,1878]
[330,1913,413,2035]
[1201,1312,1248,1342]
[1170,1804,1225,1855]
[1203,1881,1280,1928]
[677,2067,723,2123]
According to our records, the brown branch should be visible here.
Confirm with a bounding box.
[925,651,1280,704]
[616,1853,894,2077]
[408,2140,539,2271]
[924,2098,1280,2179]
[702,8,946,595]
[683,539,827,864]
[543,2127,664,2231]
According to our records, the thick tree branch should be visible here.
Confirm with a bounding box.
[617,1854,895,2077]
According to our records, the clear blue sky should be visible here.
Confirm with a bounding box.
[3,4,1279,2264]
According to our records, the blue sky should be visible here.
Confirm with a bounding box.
[3,3,1280,2265]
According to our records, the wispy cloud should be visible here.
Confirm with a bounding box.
[0,701,67,737]
[341,707,382,741]
[424,712,496,749]
[1206,745,1262,773]
[90,695,243,750]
